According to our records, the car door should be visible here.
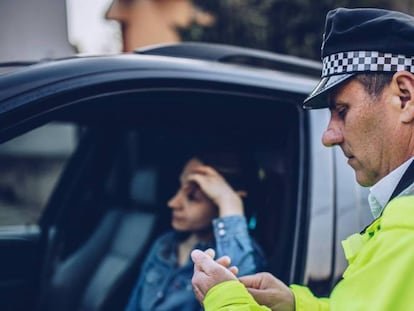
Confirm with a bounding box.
[0,122,80,310]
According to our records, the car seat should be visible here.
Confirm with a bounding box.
[38,167,160,311]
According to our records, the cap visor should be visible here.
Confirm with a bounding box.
[303,73,354,109]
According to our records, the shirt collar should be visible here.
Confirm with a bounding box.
[369,157,414,218]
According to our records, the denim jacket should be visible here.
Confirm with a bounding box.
[124,215,266,311]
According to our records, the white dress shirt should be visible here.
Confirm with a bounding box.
[368,157,414,219]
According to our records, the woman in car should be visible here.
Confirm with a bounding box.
[124,151,266,311]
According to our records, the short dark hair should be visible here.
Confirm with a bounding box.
[354,72,394,99]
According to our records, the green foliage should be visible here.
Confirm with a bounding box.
[181,0,401,60]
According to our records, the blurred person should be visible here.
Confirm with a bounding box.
[124,151,266,311]
[105,0,214,52]
[191,7,414,311]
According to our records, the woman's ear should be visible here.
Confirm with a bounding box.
[393,71,414,123]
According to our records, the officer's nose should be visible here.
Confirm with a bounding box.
[322,119,344,147]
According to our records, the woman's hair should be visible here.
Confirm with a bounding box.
[191,149,261,218]
[194,151,256,192]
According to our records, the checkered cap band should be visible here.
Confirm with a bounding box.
[322,51,414,77]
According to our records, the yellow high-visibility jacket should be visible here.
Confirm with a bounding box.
[203,195,414,311]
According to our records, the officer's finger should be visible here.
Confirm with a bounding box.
[205,248,215,259]
[215,255,231,267]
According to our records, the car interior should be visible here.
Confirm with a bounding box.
[1,89,307,311]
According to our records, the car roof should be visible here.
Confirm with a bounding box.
[0,42,320,115]
[136,42,321,76]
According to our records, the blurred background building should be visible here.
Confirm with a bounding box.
[0,0,74,61]
[2,0,414,62]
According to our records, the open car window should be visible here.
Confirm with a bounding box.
[0,123,78,226]
[0,80,310,311]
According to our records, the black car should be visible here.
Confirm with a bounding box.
[0,42,372,311]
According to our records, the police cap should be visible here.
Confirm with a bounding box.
[304,7,414,109]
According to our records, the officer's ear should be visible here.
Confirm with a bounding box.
[393,71,414,123]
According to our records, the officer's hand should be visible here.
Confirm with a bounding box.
[191,249,238,302]
[239,272,295,311]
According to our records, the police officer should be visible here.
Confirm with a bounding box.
[191,7,414,311]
